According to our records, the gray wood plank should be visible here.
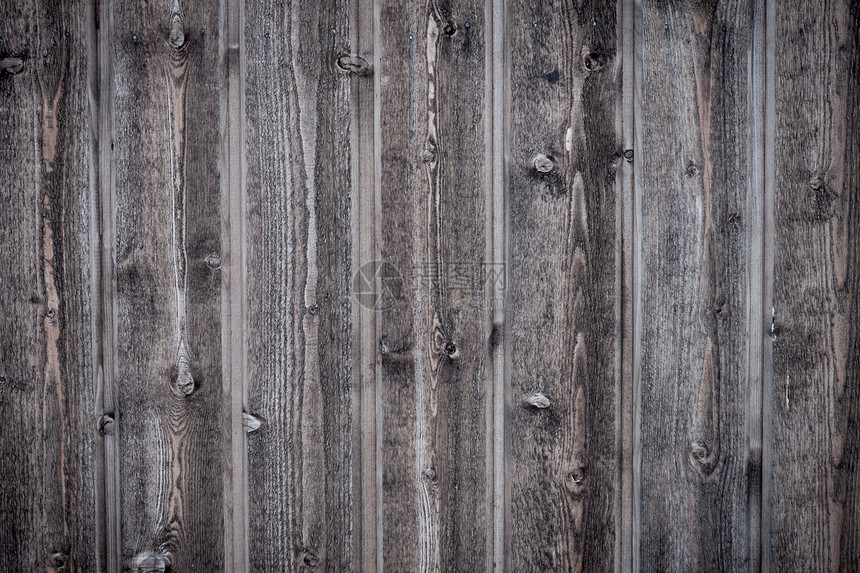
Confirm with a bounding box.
[241,0,362,570]
[506,1,623,570]
[375,1,494,569]
[109,1,225,569]
[634,0,763,570]
[767,1,860,570]
[0,1,100,571]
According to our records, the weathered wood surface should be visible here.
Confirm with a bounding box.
[376,1,494,570]
[506,1,623,570]
[240,0,363,570]
[0,0,859,571]
[634,0,764,570]
[108,0,225,569]
[0,1,99,571]
[767,0,860,570]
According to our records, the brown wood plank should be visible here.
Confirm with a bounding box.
[506,1,622,570]
[0,1,100,571]
[634,1,763,570]
[375,0,494,569]
[109,1,225,569]
[767,1,860,570]
[241,0,363,570]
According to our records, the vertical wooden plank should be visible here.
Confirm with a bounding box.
[242,0,361,570]
[634,0,763,570]
[506,1,622,570]
[109,0,225,569]
[768,1,860,570]
[375,0,494,569]
[0,1,100,571]
[221,0,246,568]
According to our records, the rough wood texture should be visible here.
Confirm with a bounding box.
[375,1,494,570]
[506,1,622,570]
[768,1,860,570]
[0,1,99,571]
[109,0,225,569]
[634,1,763,570]
[3,1,860,571]
[241,0,361,570]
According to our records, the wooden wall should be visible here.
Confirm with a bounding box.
[0,0,858,571]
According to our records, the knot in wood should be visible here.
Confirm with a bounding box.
[808,176,823,190]
[526,392,551,409]
[444,340,457,357]
[623,149,634,162]
[98,413,116,436]
[685,162,699,178]
[0,57,24,74]
[582,52,604,71]
[569,466,585,484]
[533,154,554,173]
[204,254,222,269]
[302,550,320,568]
[169,14,185,49]
[50,552,67,569]
[307,303,319,315]
[422,149,435,163]
[242,412,262,433]
[443,22,457,36]
[424,467,437,481]
[691,440,709,461]
[336,54,370,75]
[132,551,170,573]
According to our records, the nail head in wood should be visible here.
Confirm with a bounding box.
[533,154,554,173]
[526,392,551,409]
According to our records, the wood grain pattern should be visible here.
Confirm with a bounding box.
[768,1,860,570]
[375,1,495,570]
[506,1,622,570]
[109,0,225,569]
[634,0,763,570]
[0,1,99,571]
[3,1,860,571]
[241,0,362,570]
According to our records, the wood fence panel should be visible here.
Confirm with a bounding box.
[634,1,763,570]
[0,1,99,571]
[108,0,225,569]
[768,1,860,570]
[240,0,364,570]
[506,1,623,570]
[375,1,494,569]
